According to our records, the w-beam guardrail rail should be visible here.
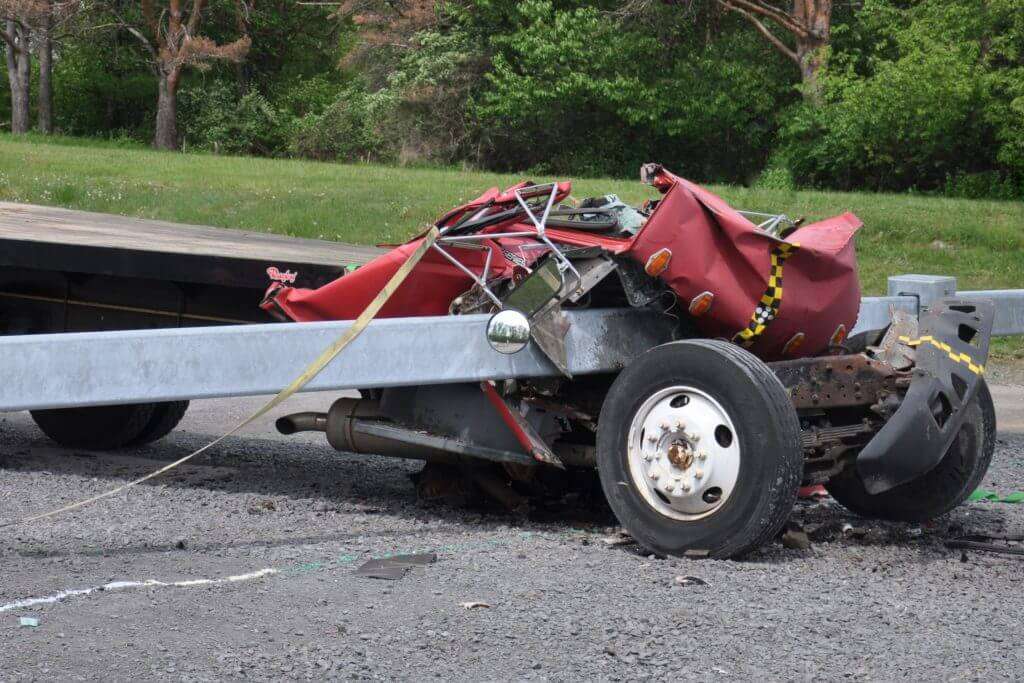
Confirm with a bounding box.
[0,274,1021,412]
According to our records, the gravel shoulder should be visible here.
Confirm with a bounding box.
[2,378,1024,681]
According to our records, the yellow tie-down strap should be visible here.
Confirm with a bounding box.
[898,334,985,376]
[0,228,440,529]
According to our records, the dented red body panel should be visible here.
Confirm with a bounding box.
[627,173,861,358]
[262,168,861,359]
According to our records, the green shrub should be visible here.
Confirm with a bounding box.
[51,40,155,141]
[180,80,288,156]
[944,171,1022,200]
[778,0,1024,199]
[780,48,989,193]
[289,86,394,162]
[272,74,339,119]
[754,163,795,191]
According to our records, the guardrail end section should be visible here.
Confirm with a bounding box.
[887,274,957,309]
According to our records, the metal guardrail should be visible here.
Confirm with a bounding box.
[0,274,1018,412]
[958,288,1024,336]
[0,308,675,412]
[852,275,1024,337]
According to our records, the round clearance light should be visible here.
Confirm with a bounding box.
[486,309,532,354]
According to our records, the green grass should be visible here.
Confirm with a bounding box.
[2,133,1022,358]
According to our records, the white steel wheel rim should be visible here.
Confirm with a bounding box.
[626,385,741,521]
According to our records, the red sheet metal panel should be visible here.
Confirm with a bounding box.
[263,169,862,360]
[626,169,861,358]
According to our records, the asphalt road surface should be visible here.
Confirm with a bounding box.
[2,372,1024,681]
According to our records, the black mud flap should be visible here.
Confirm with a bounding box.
[856,298,995,494]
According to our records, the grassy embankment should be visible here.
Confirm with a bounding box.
[2,134,1021,357]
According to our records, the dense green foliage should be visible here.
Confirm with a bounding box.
[782,0,1024,198]
[2,0,1024,197]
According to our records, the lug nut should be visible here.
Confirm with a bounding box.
[697,451,707,461]
[694,469,704,479]
[681,483,692,493]
[687,432,701,443]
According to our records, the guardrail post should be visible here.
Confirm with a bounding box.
[887,274,957,311]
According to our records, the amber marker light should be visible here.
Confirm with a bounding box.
[644,248,672,277]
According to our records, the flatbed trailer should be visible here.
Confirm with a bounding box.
[0,201,383,330]
[2,201,1022,558]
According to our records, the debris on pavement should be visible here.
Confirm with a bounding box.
[19,617,40,628]
[841,522,866,538]
[247,498,277,514]
[673,576,707,587]
[969,489,1024,504]
[459,601,491,609]
[798,484,829,499]
[781,526,812,550]
[602,531,634,547]
[353,553,438,580]
[944,534,1024,558]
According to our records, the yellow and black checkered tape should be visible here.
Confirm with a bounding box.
[733,242,799,348]
[898,335,985,375]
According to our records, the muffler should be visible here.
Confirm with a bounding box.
[276,398,463,463]
[276,397,536,466]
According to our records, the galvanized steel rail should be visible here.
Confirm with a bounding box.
[0,308,674,412]
[0,274,1020,412]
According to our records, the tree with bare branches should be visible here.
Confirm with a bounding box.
[633,0,832,100]
[715,0,832,100]
[113,0,251,149]
[334,0,437,86]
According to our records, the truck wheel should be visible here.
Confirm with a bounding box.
[30,403,156,450]
[129,401,190,446]
[825,380,995,522]
[596,340,802,559]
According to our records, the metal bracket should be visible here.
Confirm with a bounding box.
[887,274,957,312]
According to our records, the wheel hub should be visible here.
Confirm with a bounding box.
[627,386,741,520]
[666,442,694,470]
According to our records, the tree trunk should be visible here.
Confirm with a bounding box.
[796,36,827,103]
[153,70,180,150]
[4,20,31,135]
[38,10,54,135]
[793,0,832,103]
[234,2,251,95]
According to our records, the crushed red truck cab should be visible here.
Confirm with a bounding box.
[260,163,994,559]
[264,165,861,360]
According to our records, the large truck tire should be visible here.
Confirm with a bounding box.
[825,380,996,522]
[596,339,802,559]
[30,403,157,450]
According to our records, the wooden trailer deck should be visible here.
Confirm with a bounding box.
[0,202,385,289]
[0,202,388,332]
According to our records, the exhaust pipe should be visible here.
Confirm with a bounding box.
[275,412,328,435]
[276,397,380,438]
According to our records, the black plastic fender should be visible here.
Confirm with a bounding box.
[856,298,995,494]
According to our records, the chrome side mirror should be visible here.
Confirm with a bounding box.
[486,309,531,354]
